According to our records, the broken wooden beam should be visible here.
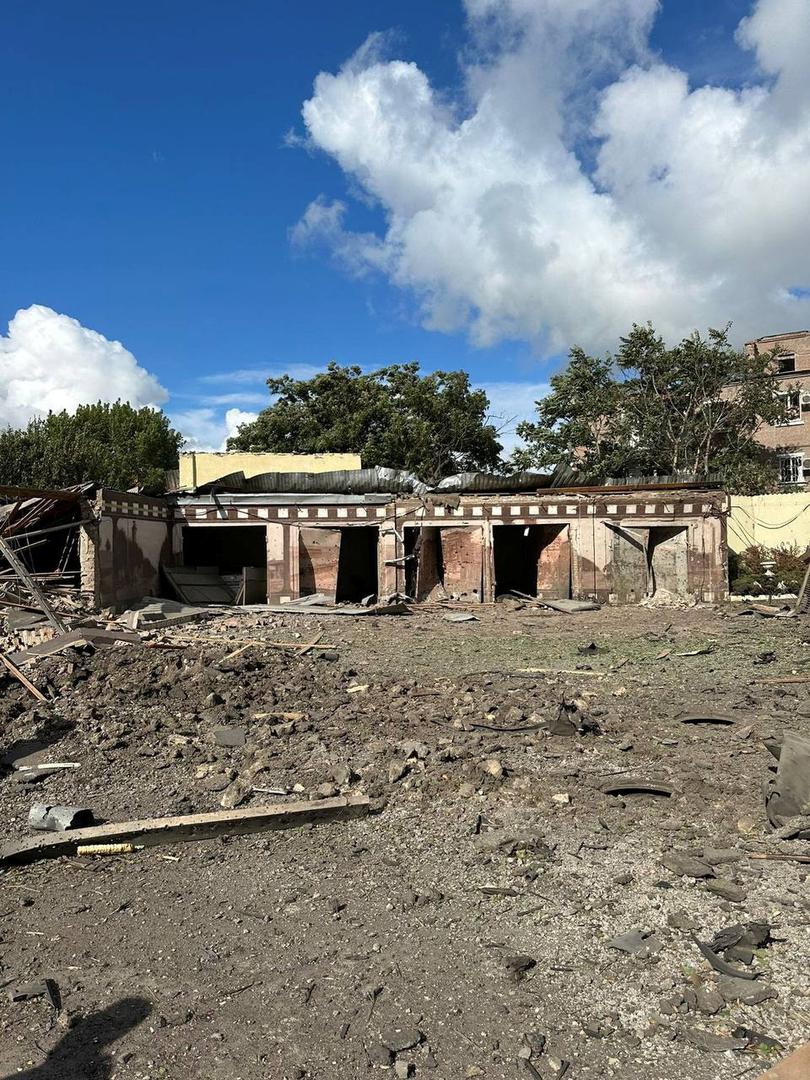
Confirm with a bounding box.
[0,652,48,702]
[0,536,68,634]
[0,794,370,866]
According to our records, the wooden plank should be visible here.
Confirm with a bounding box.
[0,652,47,702]
[0,794,370,866]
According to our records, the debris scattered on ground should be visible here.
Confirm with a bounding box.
[1,601,809,1080]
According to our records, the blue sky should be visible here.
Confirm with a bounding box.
[1,0,805,452]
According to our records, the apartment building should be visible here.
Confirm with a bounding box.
[746,330,810,485]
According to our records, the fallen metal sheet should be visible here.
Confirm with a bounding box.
[0,794,370,865]
[161,565,235,605]
[28,804,93,832]
[749,603,796,618]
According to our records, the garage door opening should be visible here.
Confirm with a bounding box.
[493,524,571,598]
[299,526,379,603]
[182,525,267,601]
[183,525,266,574]
[336,527,378,602]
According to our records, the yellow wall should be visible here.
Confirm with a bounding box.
[179,451,362,489]
[728,493,810,554]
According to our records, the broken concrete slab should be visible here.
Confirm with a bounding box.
[118,597,218,630]
[8,627,141,666]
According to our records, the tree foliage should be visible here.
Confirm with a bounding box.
[512,324,790,493]
[227,362,503,482]
[0,401,183,494]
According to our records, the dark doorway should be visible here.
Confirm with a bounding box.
[493,524,571,598]
[183,525,266,575]
[336,527,378,602]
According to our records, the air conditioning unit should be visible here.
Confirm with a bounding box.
[801,391,810,406]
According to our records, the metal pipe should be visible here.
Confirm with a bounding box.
[1,516,95,545]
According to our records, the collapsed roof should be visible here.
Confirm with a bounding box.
[187,466,559,497]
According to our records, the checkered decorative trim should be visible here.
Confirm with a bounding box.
[172,499,718,524]
[101,499,170,520]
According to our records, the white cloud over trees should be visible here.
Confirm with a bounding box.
[295,0,810,355]
[0,305,168,429]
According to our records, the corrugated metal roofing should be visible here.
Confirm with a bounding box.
[188,466,562,496]
[193,467,428,496]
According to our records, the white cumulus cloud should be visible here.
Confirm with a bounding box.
[0,304,168,429]
[295,0,810,355]
[172,406,259,452]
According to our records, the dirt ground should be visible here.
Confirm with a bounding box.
[1,600,810,1080]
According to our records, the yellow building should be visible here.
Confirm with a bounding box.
[728,492,810,554]
[179,451,362,490]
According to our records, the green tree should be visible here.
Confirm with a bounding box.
[513,325,790,493]
[227,362,503,482]
[0,401,183,493]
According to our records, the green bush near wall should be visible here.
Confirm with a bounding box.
[730,543,807,595]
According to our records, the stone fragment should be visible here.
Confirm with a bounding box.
[718,977,777,1005]
[481,758,504,780]
[661,852,715,879]
[212,726,246,748]
[366,1042,393,1066]
[682,1028,747,1052]
[380,1024,423,1053]
[705,879,747,903]
[608,930,663,958]
[695,986,724,1015]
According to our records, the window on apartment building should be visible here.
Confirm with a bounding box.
[778,452,804,484]
[777,353,796,373]
[775,389,802,425]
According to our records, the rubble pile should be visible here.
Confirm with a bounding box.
[1,603,810,1080]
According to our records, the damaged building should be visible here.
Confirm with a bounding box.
[0,468,727,611]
